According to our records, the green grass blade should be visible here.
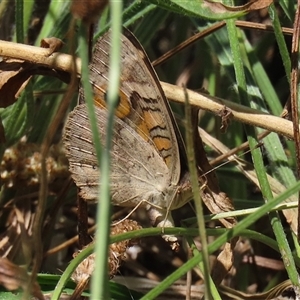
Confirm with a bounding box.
[91,1,123,299]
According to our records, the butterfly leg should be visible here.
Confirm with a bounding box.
[114,200,180,250]
[111,201,146,226]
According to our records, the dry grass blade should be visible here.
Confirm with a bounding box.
[200,128,298,235]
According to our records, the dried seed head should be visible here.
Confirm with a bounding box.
[109,219,142,278]
[72,219,142,287]
[0,142,69,192]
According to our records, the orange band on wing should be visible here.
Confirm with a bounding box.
[143,110,172,166]
[93,86,131,119]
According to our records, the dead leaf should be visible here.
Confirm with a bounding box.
[40,37,64,55]
[0,257,44,299]
[0,58,71,108]
[204,0,273,13]
[242,0,274,11]
[71,0,109,23]
[218,105,233,133]
[0,59,32,108]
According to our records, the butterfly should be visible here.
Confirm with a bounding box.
[63,28,194,242]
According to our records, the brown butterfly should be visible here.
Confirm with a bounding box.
[63,28,194,242]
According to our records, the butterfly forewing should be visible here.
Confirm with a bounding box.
[88,29,183,184]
